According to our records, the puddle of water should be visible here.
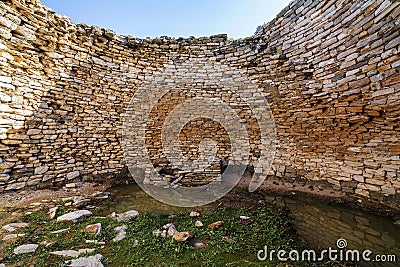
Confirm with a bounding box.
[101,184,399,267]
[277,198,400,267]
[99,184,218,216]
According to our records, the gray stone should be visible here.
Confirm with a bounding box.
[27,129,42,135]
[2,225,16,232]
[5,182,26,191]
[34,166,49,175]
[68,254,104,267]
[113,210,139,222]
[190,239,207,249]
[50,249,95,258]
[112,225,127,242]
[14,244,39,255]
[57,210,92,223]
[67,171,80,180]
[8,222,29,228]
[2,233,26,241]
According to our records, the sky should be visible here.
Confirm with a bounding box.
[41,0,292,39]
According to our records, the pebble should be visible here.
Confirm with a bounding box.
[48,207,58,220]
[190,239,207,249]
[189,211,201,217]
[163,223,177,237]
[195,220,203,227]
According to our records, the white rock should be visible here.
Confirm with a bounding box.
[57,210,92,223]
[49,207,58,220]
[8,222,29,228]
[112,225,127,242]
[68,254,104,267]
[50,249,95,258]
[85,240,105,245]
[114,210,139,222]
[195,221,203,227]
[2,233,26,241]
[240,216,250,220]
[2,225,16,232]
[50,228,69,234]
[189,211,201,217]
[13,244,39,255]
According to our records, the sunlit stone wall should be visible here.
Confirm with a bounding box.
[0,0,399,207]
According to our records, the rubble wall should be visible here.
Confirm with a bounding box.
[0,0,399,206]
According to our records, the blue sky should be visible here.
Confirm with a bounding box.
[41,0,292,39]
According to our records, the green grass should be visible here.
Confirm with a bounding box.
[1,202,347,267]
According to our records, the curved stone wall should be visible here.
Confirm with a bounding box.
[0,0,399,207]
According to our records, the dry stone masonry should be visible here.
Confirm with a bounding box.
[0,0,399,207]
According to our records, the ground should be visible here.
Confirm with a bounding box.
[0,182,359,266]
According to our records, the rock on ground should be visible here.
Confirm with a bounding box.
[50,249,95,258]
[68,254,104,267]
[113,210,139,222]
[208,221,224,229]
[57,210,92,222]
[112,225,127,242]
[2,222,29,232]
[13,244,39,254]
[84,223,102,235]
[173,231,194,242]
[2,233,26,241]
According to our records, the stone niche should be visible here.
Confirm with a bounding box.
[0,0,399,208]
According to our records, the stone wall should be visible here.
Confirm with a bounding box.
[0,0,399,207]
